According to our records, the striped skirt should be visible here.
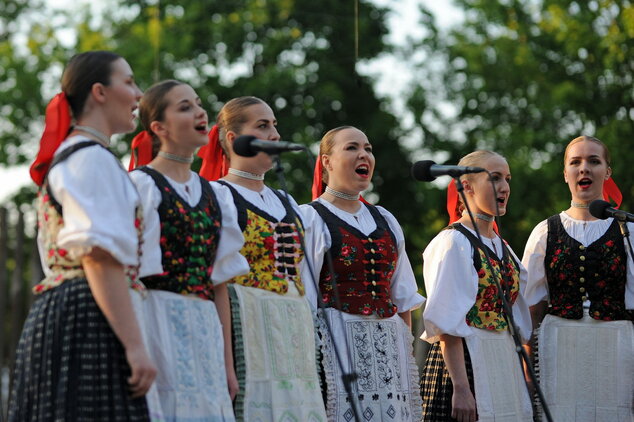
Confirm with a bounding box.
[8,278,149,421]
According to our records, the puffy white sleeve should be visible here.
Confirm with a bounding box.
[299,203,329,310]
[47,144,141,266]
[506,244,534,342]
[376,206,425,311]
[129,170,163,278]
[421,229,479,343]
[521,220,550,306]
[209,181,250,284]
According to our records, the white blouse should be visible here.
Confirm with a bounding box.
[421,226,532,344]
[300,198,425,313]
[522,211,634,309]
[130,169,249,284]
[40,136,141,271]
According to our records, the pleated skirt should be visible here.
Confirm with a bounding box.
[8,278,149,421]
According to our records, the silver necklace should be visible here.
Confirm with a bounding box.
[571,201,589,209]
[158,151,194,164]
[325,186,360,201]
[228,168,264,181]
[74,125,111,147]
[475,213,494,222]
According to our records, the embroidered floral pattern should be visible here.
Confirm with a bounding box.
[545,215,631,321]
[311,202,399,318]
[138,168,220,300]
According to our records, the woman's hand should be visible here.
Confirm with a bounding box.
[226,364,240,400]
[126,345,158,397]
[451,383,477,422]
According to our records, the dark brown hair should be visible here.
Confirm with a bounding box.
[139,79,185,155]
[61,51,122,119]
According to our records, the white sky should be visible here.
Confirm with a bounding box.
[0,0,462,203]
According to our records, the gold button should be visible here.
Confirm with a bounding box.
[580,277,585,283]
[371,249,375,253]
[579,245,585,250]
[580,287,586,293]
[580,255,586,261]
[582,296,588,301]
[595,273,599,277]
[580,266,585,272]
[370,259,375,264]
[371,269,375,274]
[372,281,377,286]
[371,291,376,296]
[368,238,374,242]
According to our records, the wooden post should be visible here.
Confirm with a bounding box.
[0,207,7,419]
[7,209,25,410]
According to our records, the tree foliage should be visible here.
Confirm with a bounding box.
[406,0,634,253]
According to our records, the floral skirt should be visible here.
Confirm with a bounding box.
[229,283,327,422]
[316,309,422,422]
[132,289,235,422]
[8,278,149,421]
[536,312,634,422]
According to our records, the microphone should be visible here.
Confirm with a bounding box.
[411,160,486,182]
[589,199,634,222]
[233,135,305,157]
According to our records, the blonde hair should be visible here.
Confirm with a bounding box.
[319,125,357,184]
[456,150,506,213]
[563,135,611,166]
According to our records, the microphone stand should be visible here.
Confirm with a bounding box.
[453,176,554,422]
[616,219,634,258]
[271,154,362,422]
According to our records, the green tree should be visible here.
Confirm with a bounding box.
[406,0,634,252]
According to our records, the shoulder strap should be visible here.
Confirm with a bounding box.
[217,180,247,231]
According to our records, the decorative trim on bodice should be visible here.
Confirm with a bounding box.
[450,224,520,331]
[309,201,398,317]
[136,167,221,300]
[545,215,631,321]
[34,141,145,294]
[218,181,304,295]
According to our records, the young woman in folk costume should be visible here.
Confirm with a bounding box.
[128,80,248,420]
[9,51,155,421]
[521,136,634,422]
[420,150,533,422]
[300,126,425,421]
[197,96,327,422]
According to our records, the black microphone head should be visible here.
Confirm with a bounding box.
[232,135,258,157]
[589,199,611,220]
[411,160,437,182]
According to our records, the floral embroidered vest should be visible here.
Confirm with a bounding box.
[451,224,520,331]
[309,201,398,318]
[34,141,145,294]
[136,167,221,300]
[545,215,632,321]
[218,181,304,295]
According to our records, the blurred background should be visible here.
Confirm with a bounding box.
[1,0,633,415]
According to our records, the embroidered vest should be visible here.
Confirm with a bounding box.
[218,181,304,295]
[34,141,145,294]
[136,167,221,300]
[451,224,520,331]
[309,201,399,318]
[545,215,631,321]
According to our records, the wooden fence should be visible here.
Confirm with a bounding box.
[0,206,43,421]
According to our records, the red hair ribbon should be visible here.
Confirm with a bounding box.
[128,130,154,170]
[198,125,229,181]
[30,93,72,186]
[311,154,369,204]
[603,177,622,208]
